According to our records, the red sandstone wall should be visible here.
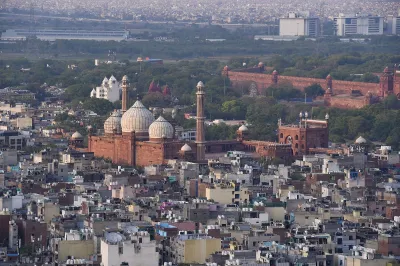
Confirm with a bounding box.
[89,136,117,162]
[115,137,134,165]
[89,135,134,166]
[329,97,367,109]
[135,142,164,166]
[228,71,380,96]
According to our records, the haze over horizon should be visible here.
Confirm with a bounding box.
[1,0,399,23]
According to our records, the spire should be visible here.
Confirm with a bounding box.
[162,85,171,96]
[196,81,206,161]
[148,80,161,93]
[121,75,128,112]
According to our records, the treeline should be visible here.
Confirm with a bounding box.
[3,57,400,147]
[1,29,400,60]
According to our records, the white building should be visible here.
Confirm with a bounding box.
[9,220,18,250]
[178,129,196,141]
[387,15,400,35]
[90,76,120,103]
[279,12,320,37]
[334,14,384,36]
[101,231,158,266]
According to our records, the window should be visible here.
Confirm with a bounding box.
[295,135,299,140]
[295,143,299,148]
[280,133,283,138]
[118,246,123,254]
[139,237,143,243]
[349,236,353,240]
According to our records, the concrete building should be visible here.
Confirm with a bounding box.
[387,15,400,35]
[334,14,384,36]
[90,76,120,103]
[1,29,129,41]
[54,230,95,262]
[279,12,320,37]
[0,193,23,210]
[16,117,33,129]
[101,231,158,266]
[336,246,393,266]
[8,220,18,250]
[0,131,28,150]
[171,234,221,264]
[205,182,249,205]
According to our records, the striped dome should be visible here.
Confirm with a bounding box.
[104,110,122,134]
[121,100,154,133]
[149,116,174,139]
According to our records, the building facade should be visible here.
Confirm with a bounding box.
[90,76,120,103]
[334,14,384,36]
[101,231,158,266]
[278,114,329,156]
[279,12,320,37]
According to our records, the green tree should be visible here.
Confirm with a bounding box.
[347,116,370,139]
[304,83,325,98]
[141,92,167,107]
[221,100,246,120]
[82,98,114,116]
[64,84,93,101]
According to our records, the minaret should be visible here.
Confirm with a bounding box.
[196,81,206,161]
[121,75,128,112]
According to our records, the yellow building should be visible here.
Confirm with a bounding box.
[57,240,95,262]
[172,235,221,264]
[40,202,60,224]
[205,182,249,205]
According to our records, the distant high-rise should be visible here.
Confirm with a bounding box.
[387,14,400,35]
[334,13,384,36]
[279,12,320,37]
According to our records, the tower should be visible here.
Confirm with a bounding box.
[122,75,128,112]
[380,67,394,97]
[326,74,333,92]
[272,70,279,85]
[196,81,206,161]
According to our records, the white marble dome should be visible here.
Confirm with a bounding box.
[71,131,83,139]
[355,136,367,144]
[121,100,154,133]
[149,116,174,139]
[104,110,122,134]
[238,125,248,131]
[181,144,192,152]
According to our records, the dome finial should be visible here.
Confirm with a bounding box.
[197,81,204,88]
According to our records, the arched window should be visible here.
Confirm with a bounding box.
[301,144,305,149]
[295,143,299,148]
[301,135,305,140]
[280,133,283,138]
[295,135,299,140]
